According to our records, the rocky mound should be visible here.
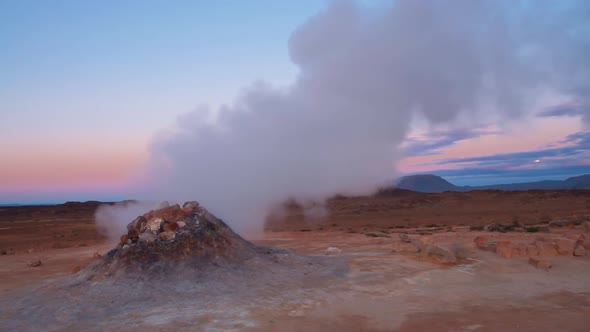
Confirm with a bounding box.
[80,201,268,280]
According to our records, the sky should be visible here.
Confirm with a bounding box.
[1,0,589,204]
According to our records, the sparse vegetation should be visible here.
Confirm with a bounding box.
[526,226,539,233]
[470,225,485,231]
[363,232,391,238]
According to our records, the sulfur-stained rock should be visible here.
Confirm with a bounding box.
[139,232,157,243]
[128,229,141,243]
[119,234,129,247]
[145,218,164,234]
[163,222,179,232]
[158,231,176,241]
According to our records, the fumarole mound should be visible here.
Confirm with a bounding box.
[81,201,269,279]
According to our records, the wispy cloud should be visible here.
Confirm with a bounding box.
[429,131,590,167]
[537,105,583,118]
[401,126,499,157]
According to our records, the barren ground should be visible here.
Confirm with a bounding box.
[1,190,590,331]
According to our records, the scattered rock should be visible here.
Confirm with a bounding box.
[28,259,42,267]
[158,231,176,241]
[555,238,576,256]
[399,233,412,243]
[93,252,101,259]
[584,221,590,230]
[529,257,552,269]
[27,248,34,253]
[574,246,586,257]
[325,247,342,256]
[145,218,164,234]
[139,232,157,243]
[549,220,568,228]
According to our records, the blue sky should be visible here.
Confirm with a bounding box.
[1,0,589,203]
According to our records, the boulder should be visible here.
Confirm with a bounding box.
[158,231,176,241]
[529,257,552,269]
[182,201,200,210]
[139,232,157,243]
[127,229,140,243]
[584,221,590,230]
[325,247,342,256]
[177,221,186,228]
[534,239,558,256]
[145,218,164,234]
[555,238,576,256]
[574,246,586,257]
[127,216,146,232]
[93,252,101,259]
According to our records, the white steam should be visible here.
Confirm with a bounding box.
[125,0,590,233]
[95,201,155,243]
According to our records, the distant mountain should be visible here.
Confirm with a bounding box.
[396,174,457,193]
[395,174,590,193]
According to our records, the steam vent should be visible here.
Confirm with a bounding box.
[82,201,262,279]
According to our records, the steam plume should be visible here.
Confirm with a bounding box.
[130,0,590,233]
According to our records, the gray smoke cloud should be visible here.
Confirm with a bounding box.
[133,0,590,233]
